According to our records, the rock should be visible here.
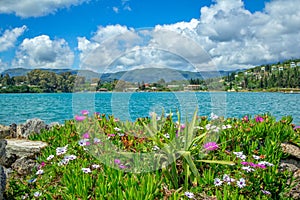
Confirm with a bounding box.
[281,143,300,160]
[280,143,300,199]
[11,157,38,176]
[0,165,5,200]
[0,139,47,168]
[17,118,48,138]
[9,124,17,138]
[0,126,10,140]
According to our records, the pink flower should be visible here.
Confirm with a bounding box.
[75,115,86,121]
[119,164,126,169]
[243,115,249,122]
[203,142,219,151]
[255,116,264,123]
[108,134,115,137]
[114,159,121,165]
[241,161,248,166]
[180,124,186,129]
[82,132,90,139]
[81,110,89,115]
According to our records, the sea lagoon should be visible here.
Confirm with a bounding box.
[0,92,299,125]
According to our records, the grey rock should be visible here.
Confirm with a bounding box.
[0,139,47,167]
[0,165,6,200]
[0,126,10,140]
[17,118,48,138]
[11,157,38,176]
[281,143,300,160]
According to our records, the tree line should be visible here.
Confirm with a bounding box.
[0,69,77,93]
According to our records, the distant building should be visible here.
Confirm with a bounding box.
[90,83,98,87]
[297,62,300,67]
[186,85,201,90]
[261,67,265,71]
[98,88,108,92]
[279,66,284,71]
[124,88,139,92]
[271,66,277,71]
[167,85,180,89]
[290,62,296,68]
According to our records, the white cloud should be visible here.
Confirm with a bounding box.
[13,35,74,69]
[112,7,119,13]
[0,59,8,73]
[0,0,89,17]
[0,26,27,52]
[78,0,300,72]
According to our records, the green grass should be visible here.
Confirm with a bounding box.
[5,111,300,200]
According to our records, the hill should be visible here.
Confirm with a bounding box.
[1,67,233,82]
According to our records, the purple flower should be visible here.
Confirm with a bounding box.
[180,124,186,129]
[81,168,91,173]
[261,190,271,195]
[243,115,249,122]
[236,178,246,188]
[184,191,194,199]
[203,142,219,151]
[214,178,223,186]
[119,164,126,169]
[255,116,264,123]
[294,126,300,130]
[75,115,86,121]
[82,132,90,139]
[94,137,101,144]
[81,110,89,115]
[241,161,248,166]
[114,159,121,165]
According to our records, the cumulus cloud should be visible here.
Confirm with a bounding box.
[112,7,119,13]
[78,0,300,72]
[0,26,27,52]
[0,59,8,73]
[13,35,74,69]
[0,0,89,17]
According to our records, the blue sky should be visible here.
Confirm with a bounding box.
[0,0,299,73]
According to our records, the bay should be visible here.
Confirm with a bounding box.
[0,92,299,125]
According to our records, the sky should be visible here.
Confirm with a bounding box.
[0,0,299,73]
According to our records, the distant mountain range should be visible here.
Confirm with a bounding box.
[1,67,236,82]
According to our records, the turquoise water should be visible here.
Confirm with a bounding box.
[0,92,299,125]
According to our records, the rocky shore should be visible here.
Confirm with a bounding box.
[0,119,58,200]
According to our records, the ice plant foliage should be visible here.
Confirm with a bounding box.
[9,111,296,199]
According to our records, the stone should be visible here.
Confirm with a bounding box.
[0,126,10,140]
[0,139,47,167]
[0,165,5,200]
[280,143,300,199]
[281,143,300,160]
[11,157,38,176]
[17,118,48,138]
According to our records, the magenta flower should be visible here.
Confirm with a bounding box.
[180,124,186,129]
[294,126,300,130]
[119,164,126,169]
[114,159,121,165]
[108,134,115,137]
[82,132,90,139]
[81,110,89,115]
[75,115,86,121]
[203,142,219,151]
[241,161,248,166]
[255,116,264,123]
[243,115,249,122]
